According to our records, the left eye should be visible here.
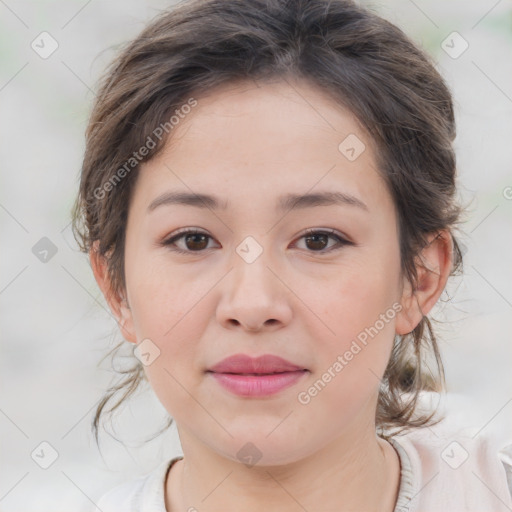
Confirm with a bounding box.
[161,228,352,254]
[296,229,351,253]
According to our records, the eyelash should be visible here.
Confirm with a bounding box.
[160,228,353,255]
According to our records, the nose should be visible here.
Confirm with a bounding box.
[216,251,293,333]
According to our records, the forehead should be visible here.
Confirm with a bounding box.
[166,78,370,157]
[135,79,392,218]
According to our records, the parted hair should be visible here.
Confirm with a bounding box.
[71,0,466,444]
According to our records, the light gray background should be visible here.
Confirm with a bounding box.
[1,0,511,510]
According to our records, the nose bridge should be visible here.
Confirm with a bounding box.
[217,234,291,330]
[231,235,275,299]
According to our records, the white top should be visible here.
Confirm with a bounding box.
[94,426,512,512]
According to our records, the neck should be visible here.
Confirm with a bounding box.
[166,422,400,512]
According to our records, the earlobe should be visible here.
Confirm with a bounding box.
[89,241,137,344]
[395,230,453,336]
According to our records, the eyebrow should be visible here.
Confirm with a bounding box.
[147,190,369,213]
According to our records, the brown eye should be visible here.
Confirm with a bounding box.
[295,229,351,254]
[181,233,210,251]
[304,232,329,251]
[162,229,216,253]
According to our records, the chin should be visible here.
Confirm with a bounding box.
[210,425,313,468]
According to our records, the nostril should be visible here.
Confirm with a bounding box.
[228,319,278,330]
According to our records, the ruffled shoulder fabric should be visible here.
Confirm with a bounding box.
[389,423,512,512]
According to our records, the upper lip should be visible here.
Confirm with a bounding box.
[208,354,306,374]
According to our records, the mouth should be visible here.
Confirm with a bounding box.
[207,353,307,374]
[206,354,309,397]
[207,370,308,397]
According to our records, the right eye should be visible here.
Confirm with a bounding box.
[161,229,218,254]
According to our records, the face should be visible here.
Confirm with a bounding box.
[95,79,439,466]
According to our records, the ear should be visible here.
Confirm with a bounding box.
[89,241,137,344]
[395,230,454,336]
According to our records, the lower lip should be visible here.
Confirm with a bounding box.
[208,370,308,397]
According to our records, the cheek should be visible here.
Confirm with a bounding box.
[124,257,204,383]
[303,250,401,403]
[126,249,202,337]
[315,258,400,348]
[131,288,209,417]
[296,275,398,428]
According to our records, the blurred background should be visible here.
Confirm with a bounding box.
[1,0,511,510]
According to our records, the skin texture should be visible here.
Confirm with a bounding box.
[91,78,453,512]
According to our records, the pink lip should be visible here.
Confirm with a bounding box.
[207,354,308,397]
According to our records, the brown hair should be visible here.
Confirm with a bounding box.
[71,0,466,445]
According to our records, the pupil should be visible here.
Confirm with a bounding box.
[187,234,207,250]
[306,234,327,250]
